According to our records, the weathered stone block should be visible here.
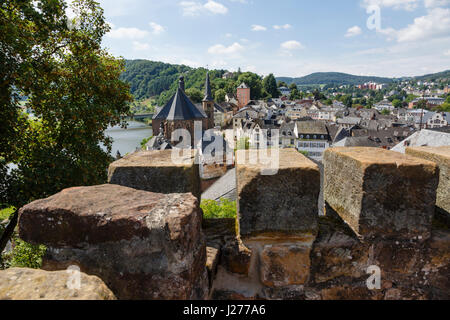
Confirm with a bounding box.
[311,215,369,284]
[260,238,314,288]
[108,150,200,199]
[0,268,116,300]
[18,184,208,300]
[324,147,439,240]
[206,246,220,288]
[236,149,320,237]
[406,146,450,216]
[221,239,252,276]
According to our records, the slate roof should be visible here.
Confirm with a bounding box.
[237,82,249,89]
[153,81,207,121]
[203,72,214,102]
[201,168,237,202]
[296,121,328,135]
[333,137,379,147]
[391,129,450,153]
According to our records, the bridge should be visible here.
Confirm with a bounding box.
[124,113,154,121]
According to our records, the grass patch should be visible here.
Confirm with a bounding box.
[0,207,15,221]
[201,198,237,219]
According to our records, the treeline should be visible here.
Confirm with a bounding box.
[121,60,281,106]
[277,72,395,86]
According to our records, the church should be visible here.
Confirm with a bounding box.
[150,73,216,149]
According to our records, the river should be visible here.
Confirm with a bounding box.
[105,121,153,156]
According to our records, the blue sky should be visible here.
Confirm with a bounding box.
[69,0,450,78]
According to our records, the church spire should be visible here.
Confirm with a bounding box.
[203,71,213,102]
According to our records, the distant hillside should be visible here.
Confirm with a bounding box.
[120,60,232,105]
[277,72,395,86]
[120,60,193,100]
[414,70,450,82]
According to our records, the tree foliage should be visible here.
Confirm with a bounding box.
[0,0,132,208]
[200,198,236,219]
[185,88,203,103]
[263,74,280,98]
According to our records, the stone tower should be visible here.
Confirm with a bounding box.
[202,72,215,129]
[237,82,250,109]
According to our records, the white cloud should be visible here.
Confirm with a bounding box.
[107,27,149,39]
[273,24,292,30]
[424,0,450,8]
[381,7,450,42]
[180,1,228,16]
[208,42,244,56]
[251,24,267,31]
[133,41,150,51]
[204,0,228,14]
[281,40,303,50]
[225,33,233,38]
[149,22,165,35]
[345,25,363,37]
[444,49,450,56]
[362,0,420,11]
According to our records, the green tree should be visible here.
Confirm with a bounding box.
[215,89,226,103]
[289,88,301,100]
[392,99,402,108]
[343,95,353,108]
[289,83,298,91]
[415,99,428,110]
[1,0,132,208]
[262,74,280,98]
[185,87,203,103]
[277,81,288,88]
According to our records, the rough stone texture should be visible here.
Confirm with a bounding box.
[406,146,450,217]
[311,213,369,284]
[203,218,237,250]
[310,206,450,300]
[0,268,116,300]
[324,147,439,240]
[221,239,252,276]
[108,150,201,199]
[18,184,208,300]
[260,240,313,288]
[236,149,320,237]
[206,246,220,289]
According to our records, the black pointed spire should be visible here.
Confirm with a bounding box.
[203,72,213,102]
[179,75,185,92]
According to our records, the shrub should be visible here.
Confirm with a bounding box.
[3,238,47,270]
[201,198,237,219]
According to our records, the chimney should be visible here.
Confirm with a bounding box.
[179,75,185,92]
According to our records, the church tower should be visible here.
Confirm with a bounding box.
[202,72,215,129]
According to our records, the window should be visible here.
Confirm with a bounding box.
[306,135,310,139]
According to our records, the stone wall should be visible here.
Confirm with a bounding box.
[207,147,449,300]
[14,147,450,300]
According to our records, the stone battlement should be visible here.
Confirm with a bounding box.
[5,146,449,300]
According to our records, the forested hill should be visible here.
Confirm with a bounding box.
[276,72,395,86]
[120,60,193,100]
[120,59,273,106]
[120,60,233,105]
[414,70,450,81]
